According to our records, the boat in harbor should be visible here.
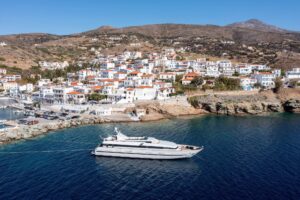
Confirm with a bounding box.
[91,128,203,159]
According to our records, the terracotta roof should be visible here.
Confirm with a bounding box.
[87,75,95,79]
[92,86,103,90]
[129,71,139,75]
[136,86,153,89]
[67,91,83,95]
[184,72,199,77]
[70,82,78,86]
[182,78,194,81]
[100,79,114,82]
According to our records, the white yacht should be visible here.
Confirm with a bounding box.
[91,128,203,160]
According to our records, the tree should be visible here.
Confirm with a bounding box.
[214,77,241,91]
[233,71,240,77]
[254,82,262,89]
[273,78,283,93]
[88,93,107,101]
[190,76,204,87]
[175,74,183,83]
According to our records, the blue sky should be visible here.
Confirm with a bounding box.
[0,0,299,35]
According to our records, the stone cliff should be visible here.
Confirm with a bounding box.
[189,89,300,115]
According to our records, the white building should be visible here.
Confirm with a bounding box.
[3,74,21,82]
[53,87,74,104]
[19,83,34,93]
[240,77,257,91]
[2,82,18,92]
[286,68,300,79]
[0,42,7,47]
[236,64,252,75]
[39,61,69,70]
[123,87,157,103]
[159,73,176,82]
[101,62,115,70]
[66,91,86,104]
[272,69,281,78]
[206,65,220,77]
[250,64,271,71]
[0,68,7,75]
[38,79,52,87]
[251,72,276,88]
[94,107,112,116]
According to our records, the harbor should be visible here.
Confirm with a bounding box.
[0,96,203,145]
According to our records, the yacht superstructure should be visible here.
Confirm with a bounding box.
[91,128,203,159]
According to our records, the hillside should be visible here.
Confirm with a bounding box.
[1,19,300,69]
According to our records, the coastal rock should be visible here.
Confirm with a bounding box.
[266,103,283,112]
[283,99,300,113]
[193,91,285,115]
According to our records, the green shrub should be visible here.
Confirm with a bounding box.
[214,77,241,91]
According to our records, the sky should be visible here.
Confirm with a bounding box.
[0,0,299,35]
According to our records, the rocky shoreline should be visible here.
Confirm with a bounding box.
[0,97,204,145]
[1,89,300,145]
[189,89,300,115]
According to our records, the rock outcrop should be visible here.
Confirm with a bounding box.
[283,99,300,113]
[189,91,286,115]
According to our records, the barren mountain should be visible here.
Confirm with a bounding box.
[1,19,300,69]
[227,19,288,33]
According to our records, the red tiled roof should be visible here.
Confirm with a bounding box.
[67,91,83,95]
[136,86,153,89]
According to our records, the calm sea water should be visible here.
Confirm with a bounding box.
[0,112,299,200]
[0,108,24,121]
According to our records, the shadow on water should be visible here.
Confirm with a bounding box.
[94,156,202,174]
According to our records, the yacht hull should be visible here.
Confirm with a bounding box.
[91,147,203,160]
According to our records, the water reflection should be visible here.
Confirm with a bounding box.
[94,156,202,175]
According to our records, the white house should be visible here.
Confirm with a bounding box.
[286,68,300,79]
[2,81,18,92]
[272,69,281,78]
[250,64,271,71]
[206,65,220,77]
[124,87,157,102]
[19,83,34,93]
[182,72,199,85]
[3,74,21,82]
[39,61,69,70]
[218,61,234,76]
[240,77,257,91]
[114,72,127,80]
[101,62,115,70]
[0,42,7,47]
[251,72,276,88]
[78,69,96,81]
[66,91,86,104]
[38,79,52,87]
[53,87,74,104]
[159,73,176,82]
[0,68,7,75]
[236,64,252,75]
[94,107,112,116]
[101,70,116,79]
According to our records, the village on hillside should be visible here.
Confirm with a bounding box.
[0,48,300,119]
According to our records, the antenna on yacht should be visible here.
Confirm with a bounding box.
[114,127,120,134]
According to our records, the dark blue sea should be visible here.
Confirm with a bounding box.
[0,112,300,200]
